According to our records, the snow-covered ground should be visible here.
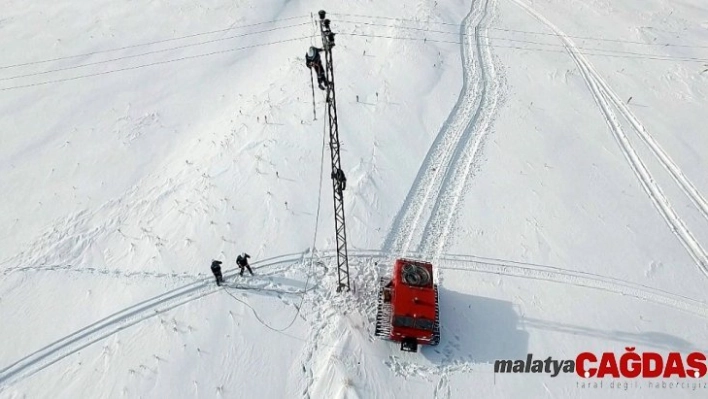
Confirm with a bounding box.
[1,0,708,397]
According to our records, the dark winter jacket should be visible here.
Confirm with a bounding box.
[236,254,251,266]
[332,169,346,190]
[305,47,323,67]
[211,260,223,274]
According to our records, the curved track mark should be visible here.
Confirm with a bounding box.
[419,0,502,258]
[349,249,708,318]
[4,248,706,390]
[382,0,497,258]
[438,257,708,318]
[0,254,313,389]
[581,52,708,224]
[508,0,708,276]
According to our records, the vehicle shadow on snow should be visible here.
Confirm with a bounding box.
[422,289,529,364]
[420,289,704,366]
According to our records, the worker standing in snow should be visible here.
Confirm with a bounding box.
[237,253,253,276]
[211,260,225,286]
[305,46,328,90]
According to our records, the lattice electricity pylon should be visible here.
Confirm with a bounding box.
[318,10,350,293]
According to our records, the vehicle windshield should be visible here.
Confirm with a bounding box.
[415,318,434,331]
[393,316,415,328]
[393,316,434,331]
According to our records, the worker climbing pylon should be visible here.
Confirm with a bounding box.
[331,168,346,191]
[305,46,328,90]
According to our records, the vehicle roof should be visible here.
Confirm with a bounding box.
[391,259,436,319]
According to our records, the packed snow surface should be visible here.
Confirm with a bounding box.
[1,0,708,397]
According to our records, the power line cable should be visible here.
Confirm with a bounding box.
[337,32,708,63]
[487,26,708,49]
[492,36,708,62]
[330,12,460,27]
[333,13,708,50]
[340,31,460,45]
[0,36,310,91]
[0,15,309,71]
[309,14,318,120]
[0,22,310,82]
[7,12,701,91]
[310,12,318,46]
[221,286,299,333]
[222,100,329,332]
[335,20,708,61]
[334,20,708,62]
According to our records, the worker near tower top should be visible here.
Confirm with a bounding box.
[305,46,328,90]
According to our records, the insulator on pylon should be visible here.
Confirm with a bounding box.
[319,10,326,20]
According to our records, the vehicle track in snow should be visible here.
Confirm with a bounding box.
[595,71,708,225]
[508,0,708,277]
[435,254,708,318]
[2,263,203,283]
[382,0,501,259]
[2,249,706,391]
[359,249,708,397]
[12,249,705,318]
[418,0,503,259]
[353,249,708,319]
[0,253,316,390]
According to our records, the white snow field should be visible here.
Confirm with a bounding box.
[1,0,708,397]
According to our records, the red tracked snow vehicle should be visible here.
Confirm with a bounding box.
[374,259,440,352]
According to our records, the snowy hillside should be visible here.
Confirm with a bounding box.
[1,0,708,397]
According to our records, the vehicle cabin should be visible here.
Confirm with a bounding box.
[379,258,439,351]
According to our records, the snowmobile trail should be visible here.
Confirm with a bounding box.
[382,0,498,259]
[508,0,708,277]
[569,44,708,225]
[2,263,203,284]
[347,249,708,319]
[594,72,708,225]
[360,249,708,394]
[0,255,316,389]
[418,0,502,259]
[4,247,705,391]
[435,256,708,319]
[302,249,708,318]
[0,281,218,389]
